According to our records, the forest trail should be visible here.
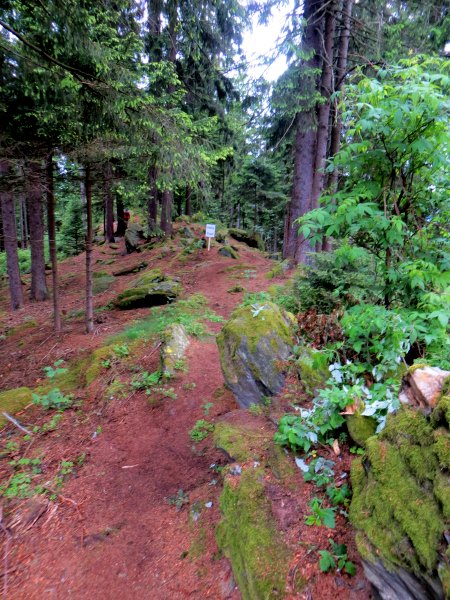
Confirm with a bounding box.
[1,231,275,599]
[1,226,371,600]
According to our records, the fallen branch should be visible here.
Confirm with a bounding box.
[1,413,32,436]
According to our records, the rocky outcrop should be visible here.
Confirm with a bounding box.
[124,223,146,253]
[160,324,190,377]
[228,228,264,251]
[112,261,148,276]
[217,302,294,407]
[218,246,239,259]
[350,377,450,600]
[295,347,329,395]
[115,269,181,309]
[399,366,450,413]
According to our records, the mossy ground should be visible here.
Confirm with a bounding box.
[0,387,33,426]
[216,467,290,600]
[350,401,450,590]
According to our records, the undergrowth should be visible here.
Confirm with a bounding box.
[109,294,223,343]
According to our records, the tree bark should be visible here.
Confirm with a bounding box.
[323,0,354,251]
[311,2,336,211]
[27,159,48,301]
[160,189,172,236]
[116,195,127,237]
[46,151,61,333]
[185,184,192,217]
[104,162,115,243]
[147,166,158,232]
[283,0,325,263]
[85,164,94,333]
[0,199,3,252]
[0,160,23,310]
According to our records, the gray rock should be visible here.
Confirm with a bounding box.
[124,223,145,253]
[362,559,444,600]
[112,261,148,276]
[161,323,190,377]
[115,279,181,309]
[217,302,294,407]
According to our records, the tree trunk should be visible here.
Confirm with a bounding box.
[46,151,61,333]
[311,2,336,210]
[147,166,158,232]
[116,195,126,236]
[0,199,3,252]
[22,194,28,249]
[85,165,94,333]
[283,0,324,263]
[323,0,354,251]
[0,160,23,310]
[160,189,172,236]
[27,159,48,301]
[104,162,115,243]
[185,184,192,217]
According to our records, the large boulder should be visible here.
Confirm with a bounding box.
[112,261,148,276]
[228,228,265,251]
[160,323,190,377]
[350,382,450,600]
[115,269,181,309]
[124,223,146,253]
[217,302,294,408]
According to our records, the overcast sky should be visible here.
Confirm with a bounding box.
[241,2,293,82]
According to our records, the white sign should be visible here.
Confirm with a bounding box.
[205,224,216,238]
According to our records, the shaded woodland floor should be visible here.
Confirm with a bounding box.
[0,224,372,599]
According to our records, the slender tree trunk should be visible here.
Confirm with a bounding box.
[27,159,48,301]
[0,160,23,310]
[0,200,3,252]
[22,194,28,249]
[104,162,115,243]
[46,151,61,333]
[147,166,158,232]
[323,0,354,251]
[176,189,182,217]
[160,189,172,236]
[185,184,192,217]
[283,0,324,263]
[116,195,126,237]
[85,165,94,333]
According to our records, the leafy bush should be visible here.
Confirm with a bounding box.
[32,389,73,410]
[319,539,356,576]
[189,419,214,442]
[294,246,382,313]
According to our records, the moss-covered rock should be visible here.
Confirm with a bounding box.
[296,347,329,395]
[346,413,377,447]
[160,323,190,377]
[92,273,115,294]
[219,246,239,259]
[0,387,33,426]
[216,467,290,600]
[214,421,270,462]
[217,302,294,408]
[112,261,148,276]
[115,270,180,309]
[228,228,265,251]
[124,223,145,253]
[350,401,450,599]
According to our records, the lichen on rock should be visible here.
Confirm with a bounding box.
[160,323,190,377]
[217,302,294,408]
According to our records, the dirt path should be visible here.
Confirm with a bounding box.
[1,231,371,600]
[1,237,277,599]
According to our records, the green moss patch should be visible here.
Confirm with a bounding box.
[350,404,450,586]
[346,413,377,447]
[214,422,270,463]
[216,468,290,600]
[0,387,33,426]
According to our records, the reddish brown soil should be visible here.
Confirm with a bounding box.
[0,225,372,600]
